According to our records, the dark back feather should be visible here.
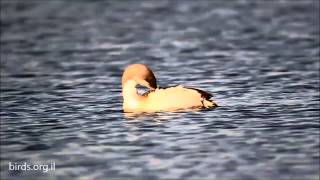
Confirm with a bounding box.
[186,87,213,100]
[142,86,213,100]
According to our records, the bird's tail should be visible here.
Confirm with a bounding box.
[203,99,218,108]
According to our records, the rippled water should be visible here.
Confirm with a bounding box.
[1,0,319,180]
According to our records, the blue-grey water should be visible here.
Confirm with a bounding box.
[1,0,319,180]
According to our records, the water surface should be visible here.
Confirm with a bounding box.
[1,0,319,180]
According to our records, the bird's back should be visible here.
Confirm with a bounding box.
[143,85,216,111]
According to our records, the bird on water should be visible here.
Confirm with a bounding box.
[121,64,217,112]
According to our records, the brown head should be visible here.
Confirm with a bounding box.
[121,64,157,90]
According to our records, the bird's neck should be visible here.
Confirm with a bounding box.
[122,80,143,110]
